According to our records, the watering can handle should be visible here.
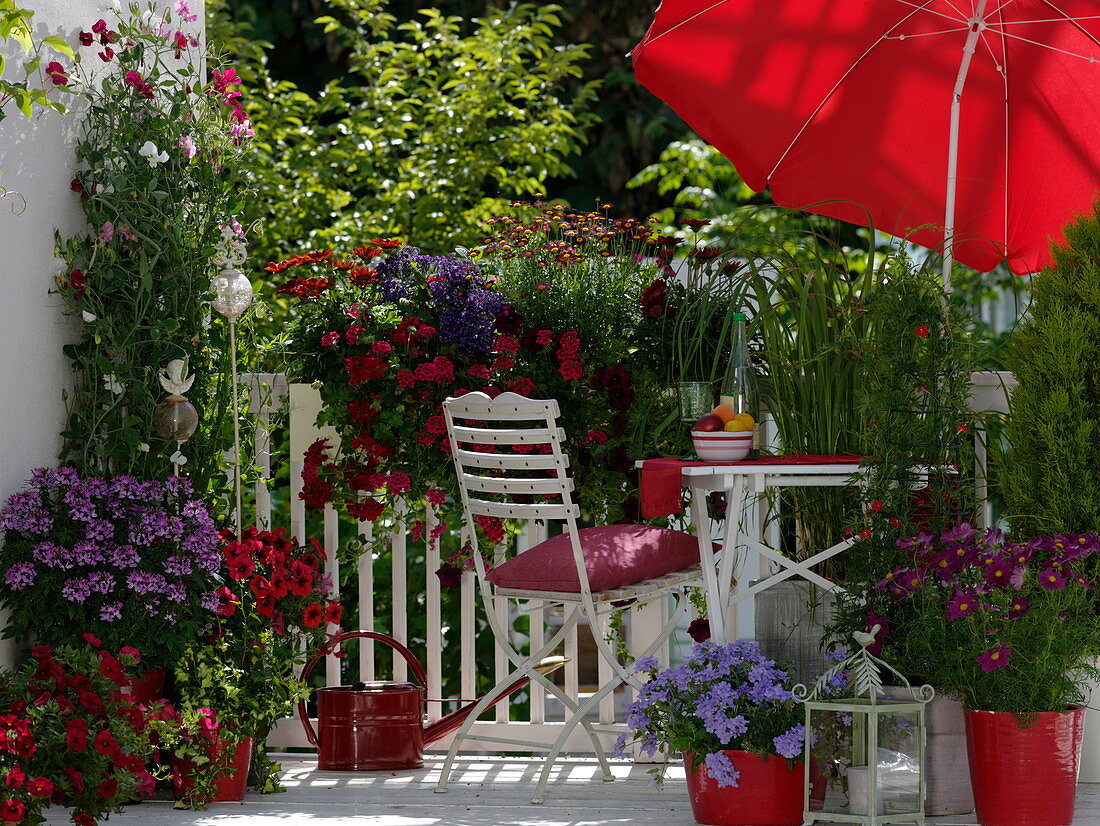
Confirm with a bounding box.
[297,630,429,749]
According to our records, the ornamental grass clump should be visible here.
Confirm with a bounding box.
[866,524,1100,712]
[0,638,167,826]
[615,640,809,787]
[0,468,221,667]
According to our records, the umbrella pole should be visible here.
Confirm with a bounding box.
[943,3,989,292]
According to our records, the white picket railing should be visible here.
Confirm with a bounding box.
[242,375,681,754]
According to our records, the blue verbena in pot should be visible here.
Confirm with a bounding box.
[615,640,841,826]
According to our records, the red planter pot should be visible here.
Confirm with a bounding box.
[965,707,1084,826]
[683,750,803,826]
[172,736,254,803]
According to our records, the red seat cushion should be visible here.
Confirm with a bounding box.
[486,524,700,593]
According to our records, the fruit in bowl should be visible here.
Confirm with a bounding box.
[692,407,755,460]
[693,413,726,432]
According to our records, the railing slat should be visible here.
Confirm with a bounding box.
[392,498,408,683]
[426,502,442,722]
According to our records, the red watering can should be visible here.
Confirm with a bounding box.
[298,630,564,770]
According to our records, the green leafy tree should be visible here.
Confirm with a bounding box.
[1002,197,1100,538]
[214,0,597,265]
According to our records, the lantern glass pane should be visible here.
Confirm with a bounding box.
[877,709,922,815]
[807,707,855,815]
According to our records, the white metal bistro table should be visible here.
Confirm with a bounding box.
[640,456,865,645]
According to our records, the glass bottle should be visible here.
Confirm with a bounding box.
[719,310,760,454]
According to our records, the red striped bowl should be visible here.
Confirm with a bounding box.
[691,430,752,461]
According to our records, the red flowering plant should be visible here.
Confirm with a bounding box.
[0,637,166,825]
[165,527,341,800]
[846,524,1100,714]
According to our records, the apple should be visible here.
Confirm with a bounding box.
[694,413,725,432]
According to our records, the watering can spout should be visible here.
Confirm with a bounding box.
[422,655,568,746]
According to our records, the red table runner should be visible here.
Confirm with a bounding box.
[640,455,863,518]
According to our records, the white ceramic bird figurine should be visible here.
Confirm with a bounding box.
[853,624,881,649]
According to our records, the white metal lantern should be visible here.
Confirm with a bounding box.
[794,629,932,825]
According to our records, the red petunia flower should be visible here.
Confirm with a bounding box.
[98,778,118,799]
[97,652,124,683]
[82,632,102,648]
[302,603,324,628]
[324,603,343,625]
[0,800,25,823]
[26,776,52,798]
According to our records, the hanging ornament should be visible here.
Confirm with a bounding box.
[153,360,198,477]
[210,222,253,319]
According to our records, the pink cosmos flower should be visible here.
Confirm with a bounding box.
[976,643,1010,672]
[1039,567,1067,590]
[945,589,976,620]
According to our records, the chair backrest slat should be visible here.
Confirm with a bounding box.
[453,449,567,472]
[450,424,565,445]
[445,391,559,420]
[462,473,572,496]
[467,498,578,521]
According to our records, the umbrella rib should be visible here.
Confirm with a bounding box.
[885,26,971,40]
[632,0,735,51]
[993,28,1100,60]
[1023,0,1100,52]
[766,2,937,184]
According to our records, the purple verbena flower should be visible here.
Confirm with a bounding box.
[703,751,740,788]
[772,724,805,759]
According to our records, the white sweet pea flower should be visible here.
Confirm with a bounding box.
[138,443,150,453]
[102,374,123,395]
[170,450,187,465]
[138,140,169,167]
[81,310,96,323]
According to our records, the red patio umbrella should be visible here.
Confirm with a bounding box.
[631,0,1100,280]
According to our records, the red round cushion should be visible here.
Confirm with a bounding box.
[486,524,700,593]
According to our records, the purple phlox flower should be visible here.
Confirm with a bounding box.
[165,582,187,603]
[164,555,194,576]
[945,589,978,620]
[111,545,141,568]
[1039,567,1067,590]
[126,570,168,594]
[32,541,67,568]
[1007,596,1029,620]
[99,601,122,622]
[703,751,741,788]
[3,562,36,590]
[0,490,51,534]
[61,577,93,603]
[86,571,115,594]
[633,655,661,674]
[199,590,220,612]
[773,724,805,759]
[976,643,1010,672]
[983,558,1014,590]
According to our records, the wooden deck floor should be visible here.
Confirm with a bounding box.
[40,755,1100,825]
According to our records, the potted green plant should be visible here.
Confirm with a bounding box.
[868,524,1100,826]
[0,637,166,825]
[166,526,342,806]
[614,640,821,826]
[0,468,222,686]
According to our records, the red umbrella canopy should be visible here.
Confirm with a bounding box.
[632,0,1100,274]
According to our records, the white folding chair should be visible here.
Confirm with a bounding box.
[434,391,703,803]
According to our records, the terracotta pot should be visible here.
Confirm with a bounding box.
[882,686,973,816]
[683,750,803,826]
[173,736,253,803]
[122,668,166,705]
[965,707,1084,826]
